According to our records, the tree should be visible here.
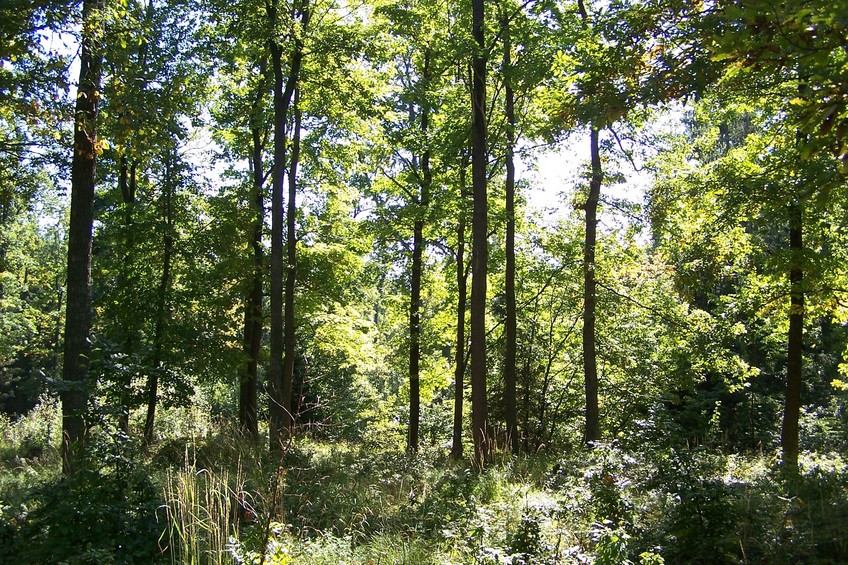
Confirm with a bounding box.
[94,0,212,442]
[698,0,848,468]
[500,1,518,455]
[451,161,470,459]
[267,0,309,449]
[0,0,69,417]
[240,60,269,442]
[651,90,847,458]
[62,0,104,473]
[205,0,274,441]
[470,0,488,465]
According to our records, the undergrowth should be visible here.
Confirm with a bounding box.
[1,400,847,563]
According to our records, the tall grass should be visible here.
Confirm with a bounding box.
[163,454,255,564]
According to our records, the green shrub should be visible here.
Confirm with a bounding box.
[4,465,162,563]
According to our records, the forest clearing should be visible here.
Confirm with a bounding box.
[1,0,847,562]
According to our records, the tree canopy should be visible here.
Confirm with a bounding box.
[1,0,847,561]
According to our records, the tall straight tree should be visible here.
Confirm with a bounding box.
[62,0,104,474]
[240,65,269,442]
[267,0,308,449]
[697,0,848,472]
[373,2,452,452]
[143,143,176,445]
[470,0,489,465]
[282,84,303,441]
[407,53,434,453]
[500,5,518,455]
[781,200,804,468]
[451,167,469,459]
[582,127,602,444]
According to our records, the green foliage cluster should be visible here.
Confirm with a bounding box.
[1,403,847,563]
[2,0,848,561]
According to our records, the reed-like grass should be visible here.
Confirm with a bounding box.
[163,454,256,564]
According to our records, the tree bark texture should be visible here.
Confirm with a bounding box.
[501,12,518,455]
[267,0,306,449]
[282,86,303,434]
[62,0,104,474]
[583,128,601,445]
[451,200,468,460]
[240,86,266,442]
[470,0,489,466]
[781,203,804,469]
[144,148,175,446]
[408,58,432,452]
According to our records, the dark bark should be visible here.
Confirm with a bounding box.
[583,128,601,445]
[143,149,175,446]
[117,157,137,435]
[267,0,307,450]
[116,4,151,435]
[538,313,557,443]
[409,214,423,452]
[451,196,468,460]
[62,0,103,474]
[240,79,267,442]
[282,87,302,434]
[501,12,518,455]
[470,0,489,466]
[408,57,432,453]
[781,203,804,469]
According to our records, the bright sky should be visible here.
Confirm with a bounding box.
[521,131,655,236]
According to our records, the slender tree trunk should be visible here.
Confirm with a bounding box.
[240,83,266,441]
[583,128,602,445]
[470,0,489,466]
[408,59,432,452]
[117,157,137,435]
[781,202,804,469]
[116,4,151,435]
[409,215,423,452]
[451,198,468,460]
[282,87,302,433]
[144,149,175,446]
[62,0,103,474]
[267,0,306,449]
[521,357,531,451]
[501,11,518,455]
[268,36,286,452]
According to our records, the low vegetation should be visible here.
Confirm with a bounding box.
[2,400,846,564]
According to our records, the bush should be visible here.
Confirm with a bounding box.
[1,427,163,564]
[3,465,162,563]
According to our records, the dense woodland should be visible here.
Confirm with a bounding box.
[2,0,848,562]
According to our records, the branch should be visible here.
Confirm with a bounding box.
[608,126,645,172]
[596,279,686,328]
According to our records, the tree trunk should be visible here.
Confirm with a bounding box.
[144,148,175,446]
[451,198,468,460]
[583,128,601,445]
[282,87,302,434]
[501,11,518,455]
[409,214,423,452]
[117,157,137,435]
[781,202,804,469]
[62,0,103,474]
[240,80,267,442]
[267,0,307,450]
[470,0,489,466]
[408,59,432,453]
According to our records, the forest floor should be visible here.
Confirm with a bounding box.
[2,400,847,564]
